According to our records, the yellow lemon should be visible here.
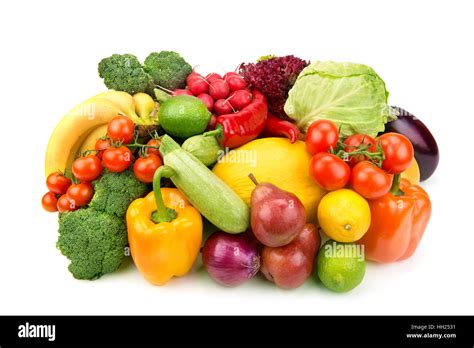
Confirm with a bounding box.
[317,189,371,243]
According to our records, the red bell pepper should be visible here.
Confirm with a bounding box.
[204,90,267,148]
[357,176,432,263]
[262,113,301,143]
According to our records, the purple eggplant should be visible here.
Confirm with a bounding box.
[384,106,439,181]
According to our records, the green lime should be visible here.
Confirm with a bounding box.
[158,95,211,139]
[316,239,366,292]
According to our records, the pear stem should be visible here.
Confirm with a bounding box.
[248,173,259,186]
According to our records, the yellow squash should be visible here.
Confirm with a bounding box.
[212,138,326,223]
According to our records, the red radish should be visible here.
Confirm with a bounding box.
[173,89,193,96]
[226,75,247,92]
[209,79,230,100]
[186,72,201,84]
[207,114,218,130]
[198,93,214,112]
[228,89,253,110]
[214,99,233,115]
[224,72,240,80]
[206,73,222,83]
[187,76,209,95]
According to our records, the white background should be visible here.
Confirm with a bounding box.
[1,0,473,315]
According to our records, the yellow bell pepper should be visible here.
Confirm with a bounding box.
[126,169,202,285]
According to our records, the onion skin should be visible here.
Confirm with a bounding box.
[202,231,260,287]
[385,106,439,181]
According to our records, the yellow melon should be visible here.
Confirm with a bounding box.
[212,138,326,223]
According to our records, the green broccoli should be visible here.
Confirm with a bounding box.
[98,53,153,94]
[57,208,128,280]
[143,51,192,90]
[89,169,148,218]
[57,169,149,280]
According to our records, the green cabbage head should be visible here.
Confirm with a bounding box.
[284,61,392,137]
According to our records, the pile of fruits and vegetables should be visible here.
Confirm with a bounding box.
[42,51,439,292]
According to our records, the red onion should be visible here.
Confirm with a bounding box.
[202,231,260,287]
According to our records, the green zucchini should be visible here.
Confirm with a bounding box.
[157,135,249,233]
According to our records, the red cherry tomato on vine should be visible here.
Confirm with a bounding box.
[67,183,94,207]
[133,155,163,183]
[379,133,414,174]
[72,155,102,182]
[107,116,135,144]
[46,172,72,195]
[305,120,339,155]
[95,138,111,159]
[309,152,351,191]
[102,146,132,173]
[145,139,161,157]
[343,134,377,166]
[41,192,58,212]
[350,161,393,199]
[57,194,78,213]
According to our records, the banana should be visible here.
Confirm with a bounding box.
[89,90,139,121]
[45,94,130,177]
[78,124,108,155]
[45,90,159,178]
[133,92,156,119]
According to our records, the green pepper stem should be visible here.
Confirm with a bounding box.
[152,165,177,223]
[202,126,223,141]
[390,173,404,196]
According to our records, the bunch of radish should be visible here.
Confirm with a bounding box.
[173,71,252,129]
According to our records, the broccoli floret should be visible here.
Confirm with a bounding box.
[89,169,148,218]
[143,51,192,90]
[98,54,153,94]
[57,208,128,280]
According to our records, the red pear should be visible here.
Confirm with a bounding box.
[261,223,321,289]
[249,174,306,247]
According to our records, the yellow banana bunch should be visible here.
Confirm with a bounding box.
[44,91,157,177]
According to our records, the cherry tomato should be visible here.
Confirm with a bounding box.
[72,155,102,182]
[146,139,161,157]
[379,133,414,174]
[102,146,132,172]
[41,192,58,212]
[350,161,393,199]
[67,183,94,207]
[46,172,72,195]
[133,155,163,183]
[343,134,377,166]
[305,120,339,155]
[107,115,135,144]
[57,194,78,213]
[95,138,111,159]
[309,153,351,190]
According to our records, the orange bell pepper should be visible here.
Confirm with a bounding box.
[357,176,431,263]
[126,168,202,285]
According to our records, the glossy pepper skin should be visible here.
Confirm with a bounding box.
[357,178,431,263]
[207,90,267,148]
[126,188,202,285]
[262,113,301,143]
